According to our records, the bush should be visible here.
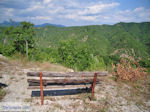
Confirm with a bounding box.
[29,48,49,61]
[89,56,106,70]
[139,59,150,72]
[0,88,6,101]
[28,47,58,63]
[0,43,15,56]
[0,43,3,54]
[112,57,147,81]
[57,40,94,71]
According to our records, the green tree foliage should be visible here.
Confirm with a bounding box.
[56,40,106,71]
[13,22,35,57]
[0,21,35,57]
[0,26,15,56]
[57,40,93,70]
[35,22,150,58]
[34,22,150,71]
[0,22,150,71]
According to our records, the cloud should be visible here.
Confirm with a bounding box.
[30,16,52,21]
[19,2,44,13]
[0,0,150,26]
[56,1,119,21]
[48,7,65,14]
[80,15,98,21]
[112,7,150,22]
[0,7,14,21]
[43,0,52,4]
[60,14,98,21]
[79,2,119,15]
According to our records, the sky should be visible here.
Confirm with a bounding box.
[0,0,150,26]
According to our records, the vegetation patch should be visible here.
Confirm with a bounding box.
[112,57,148,81]
[0,87,6,101]
[0,21,150,71]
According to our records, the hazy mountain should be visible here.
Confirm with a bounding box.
[0,21,20,27]
[0,21,65,27]
[34,23,65,27]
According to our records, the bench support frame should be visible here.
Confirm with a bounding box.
[40,72,44,105]
[91,72,97,100]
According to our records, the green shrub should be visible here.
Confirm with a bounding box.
[0,88,6,101]
[0,43,3,54]
[139,59,150,73]
[57,40,94,71]
[1,43,15,56]
[89,56,106,70]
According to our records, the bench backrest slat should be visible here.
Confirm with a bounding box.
[27,72,108,77]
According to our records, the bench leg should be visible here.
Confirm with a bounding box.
[40,72,44,105]
[91,72,97,100]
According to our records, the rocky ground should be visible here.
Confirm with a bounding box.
[0,54,150,112]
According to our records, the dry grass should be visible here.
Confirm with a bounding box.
[113,73,150,110]
[0,58,10,70]
[112,57,147,81]
[36,62,72,72]
[9,56,72,72]
[24,98,32,102]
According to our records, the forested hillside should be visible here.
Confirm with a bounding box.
[35,22,150,58]
[0,22,150,71]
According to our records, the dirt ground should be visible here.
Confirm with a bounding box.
[0,54,150,112]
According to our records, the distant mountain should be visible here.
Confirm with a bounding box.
[0,21,20,27]
[0,21,65,27]
[34,23,65,27]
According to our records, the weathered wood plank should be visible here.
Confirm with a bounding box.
[27,72,108,77]
[28,79,101,86]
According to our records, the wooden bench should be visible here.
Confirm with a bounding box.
[27,72,107,105]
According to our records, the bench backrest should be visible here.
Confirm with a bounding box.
[27,72,107,90]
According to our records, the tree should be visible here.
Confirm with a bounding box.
[57,40,94,71]
[1,26,14,44]
[13,22,35,57]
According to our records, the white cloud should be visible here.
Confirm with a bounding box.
[0,8,14,22]
[48,7,65,14]
[134,7,144,12]
[43,0,52,4]
[11,16,52,25]
[79,2,119,15]
[57,2,119,21]
[63,14,77,20]
[59,14,98,21]
[21,2,44,12]
[30,16,52,21]
[97,7,150,23]
[80,15,98,21]
[3,8,14,16]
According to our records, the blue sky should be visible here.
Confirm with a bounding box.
[0,0,150,26]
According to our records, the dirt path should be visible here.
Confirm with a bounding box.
[0,55,150,112]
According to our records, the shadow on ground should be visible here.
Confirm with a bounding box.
[0,83,8,88]
[32,88,91,97]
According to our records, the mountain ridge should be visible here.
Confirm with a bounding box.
[0,21,65,27]
[35,22,150,59]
